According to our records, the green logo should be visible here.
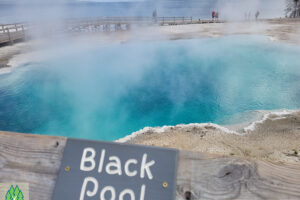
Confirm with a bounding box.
[5,185,24,200]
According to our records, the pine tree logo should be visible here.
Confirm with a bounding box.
[5,185,24,200]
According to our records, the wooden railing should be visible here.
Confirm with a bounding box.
[64,16,223,33]
[66,16,222,25]
[0,131,300,200]
[0,23,27,45]
[0,17,224,44]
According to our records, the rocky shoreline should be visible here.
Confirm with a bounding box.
[124,110,300,163]
[0,42,30,73]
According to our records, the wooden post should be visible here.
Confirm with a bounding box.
[104,23,110,32]
[191,16,192,23]
[116,23,121,31]
[21,25,26,40]
[126,23,130,31]
[6,28,13,45]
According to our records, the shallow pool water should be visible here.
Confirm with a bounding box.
[1,36,300,140]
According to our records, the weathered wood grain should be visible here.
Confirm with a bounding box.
[0,131,300,200]
[176,151,300,200]
[0,131,66,200]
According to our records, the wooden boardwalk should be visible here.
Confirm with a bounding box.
[0,131,300,200]
[0,23,26,45]
[66,17,223,33]
[0,17,223,45]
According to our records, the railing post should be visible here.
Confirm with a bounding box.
[6,28,13,45]
[21,25,26,40]
[126,23,130,31]
[191,16,192,23]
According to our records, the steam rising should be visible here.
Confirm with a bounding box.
[0,0,295,140]
[2,36,300,140]
[3,0,287,23]
[216,0,285,20]
[0,0,287,41]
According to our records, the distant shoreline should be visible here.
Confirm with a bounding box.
[2,18,300,73]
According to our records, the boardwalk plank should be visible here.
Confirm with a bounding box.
[0,131,300,199]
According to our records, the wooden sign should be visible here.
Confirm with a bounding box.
[52,138,178,200]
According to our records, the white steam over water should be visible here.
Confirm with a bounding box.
[0,0,286,24]
[216,0,286,20]
[2,35,300,141]
[0,0,298,141]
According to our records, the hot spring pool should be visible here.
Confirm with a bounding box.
[1,36,300,140]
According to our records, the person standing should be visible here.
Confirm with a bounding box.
[152,9,157,22]
[255,11,260,20]
[212,11,216,20]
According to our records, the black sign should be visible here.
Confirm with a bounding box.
[52,138,178,200]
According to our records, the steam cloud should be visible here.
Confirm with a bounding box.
[215,0,285,20]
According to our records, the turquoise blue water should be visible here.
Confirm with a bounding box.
[1,36,300,140]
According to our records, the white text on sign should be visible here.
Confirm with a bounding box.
[79,148,156,200]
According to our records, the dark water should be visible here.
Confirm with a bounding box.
[0,36,300,140]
